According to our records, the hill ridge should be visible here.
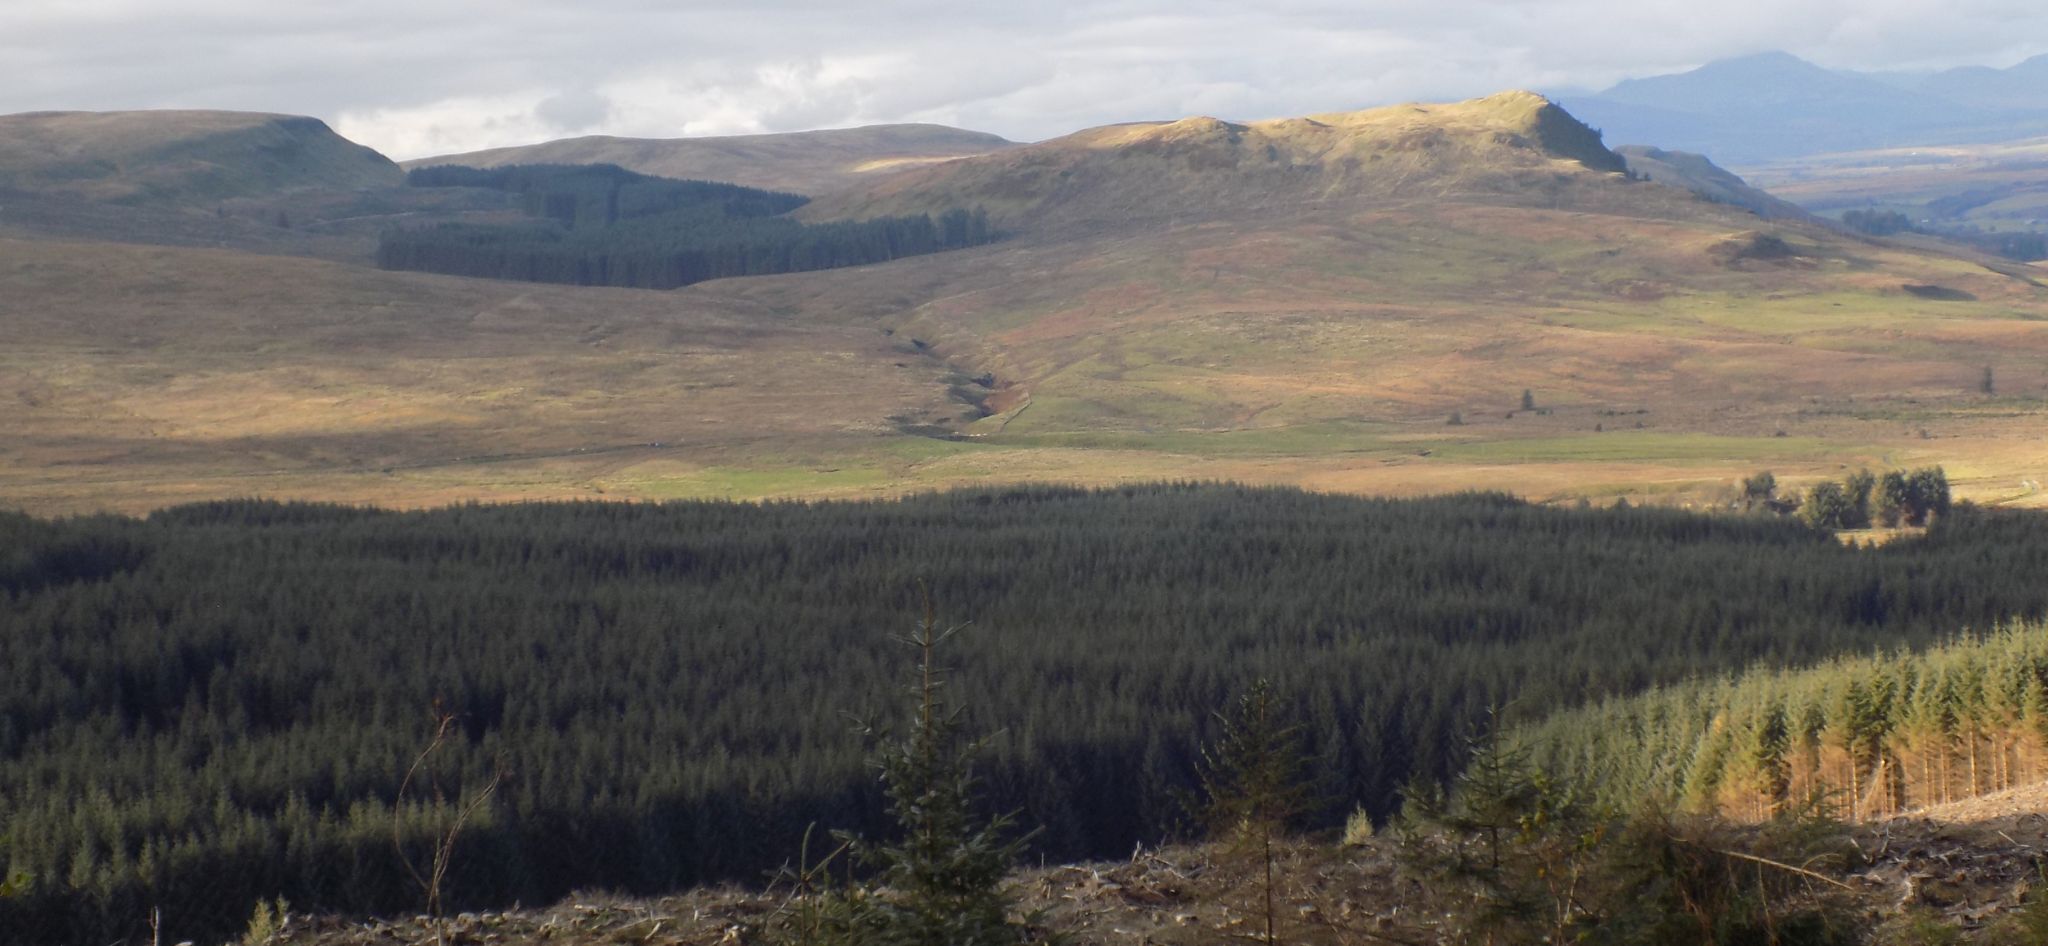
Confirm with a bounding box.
[805,91,1630,229]
[407,122,1017,196]
[1615,144,1811,220]
[412,121,1013,161]
[0,108,400,204]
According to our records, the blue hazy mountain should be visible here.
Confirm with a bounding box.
[1865,54,2048,112]
[1557,51,2048,165]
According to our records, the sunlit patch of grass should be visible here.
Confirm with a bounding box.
[990,421,1398,458]
[1423,431,1840,464]
[603,464,896,500]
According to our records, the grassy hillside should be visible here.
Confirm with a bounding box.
[0,236,972,513]
[0,110,401,204]
[0,110,517,264]
[1616,145,1812,220]
[409,123,1016,197]
[765,94,2048,509]
[804,91,1628,228]
[4,94,2048,513]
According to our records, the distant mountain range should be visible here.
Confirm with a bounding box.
[1557,51,2048,165]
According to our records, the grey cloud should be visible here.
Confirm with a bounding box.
[536,89,612,132]
[0,0,2043,158]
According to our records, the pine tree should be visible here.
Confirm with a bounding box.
[1845,469,1877,529]
[1746,703,1793,817]
[1800,481,1855,530]
[1906,467,1951,526]
[838,591,1032,946]
[1741,471,1777,512]
[1193,679,1321,946]
[1399,712,1590,945]
[1875,471,1910,527]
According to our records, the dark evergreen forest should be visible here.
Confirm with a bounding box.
[375,164,994,288]
[5,484,2048,944]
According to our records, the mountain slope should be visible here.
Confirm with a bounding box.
[408,123,1016,196]
[0,235,973,513]
[806,91,1628,229]
[1872,53,2048,113]
[0,110,401,204]
[711,96,2048,510]
[1615,145,1811,220]
[1596,52,1957,124]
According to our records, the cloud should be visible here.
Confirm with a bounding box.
[2,0,2044,159]
[535,89,613,133]
[335,94,564,161]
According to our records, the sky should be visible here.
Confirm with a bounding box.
[3,1,2045,160]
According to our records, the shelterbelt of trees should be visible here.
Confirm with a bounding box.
[4,485,2048,944]
[374,164,994,289]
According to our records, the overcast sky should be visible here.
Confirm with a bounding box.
[3,1,2044,160]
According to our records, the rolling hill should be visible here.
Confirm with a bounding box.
[0,110,401,204]
[1561,54,2048,264]
[409,123,1017,196]
[804,91,1627,229]
[0,236,974,511]
[771,93,2048,500]
[0,109,527,262]
[1868,53,2048,113]
[3,93,2046,514]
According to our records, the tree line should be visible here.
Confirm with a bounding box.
[1796,466,1951,530]
[4,485,2048,944]
[403,164,810,228]
[1840,209,1914,237]
[375,163,994,289]
[1520,623,2048,826]
[1837,206,2046,261]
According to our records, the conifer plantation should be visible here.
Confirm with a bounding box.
[375,164,994,289]
[4,484,2048,943]
[1522,622,2048,823]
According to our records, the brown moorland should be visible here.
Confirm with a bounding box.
[0,109,400,204]
[4,93,2046,514]
[0,237,971,513]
